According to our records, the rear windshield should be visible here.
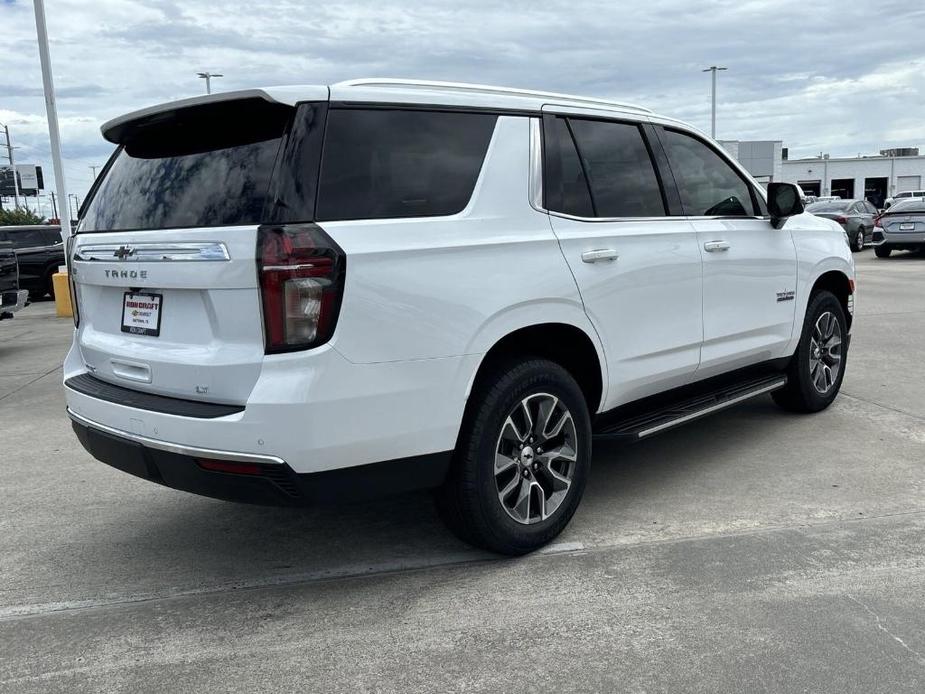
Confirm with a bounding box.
[887,198,925,213]
[80,99,291,232]
[806,201,850,213]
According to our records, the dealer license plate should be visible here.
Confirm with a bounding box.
[121,292,163,337]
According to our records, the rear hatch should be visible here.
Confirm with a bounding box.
[880,208,925,234]
[72,91,327,405]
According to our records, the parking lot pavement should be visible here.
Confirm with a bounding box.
[2,253,924,693]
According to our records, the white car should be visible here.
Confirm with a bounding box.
[64,79,855,554]
[884,190,925,209]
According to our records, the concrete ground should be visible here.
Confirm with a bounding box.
[1,251,924,693]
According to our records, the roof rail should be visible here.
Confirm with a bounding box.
[334,78,653,114]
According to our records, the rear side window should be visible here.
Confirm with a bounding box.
[543,117,594,217]
[567,119,665,217]
[80,99,291,232]
[660,129,757,216]
[316,109,497,221]
[11,229,46,248]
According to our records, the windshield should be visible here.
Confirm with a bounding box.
[806,201,851,213]
[79,99,292,232]
[886,198,925,214]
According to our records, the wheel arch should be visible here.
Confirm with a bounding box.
[810,270,853,330]
[466,322,606,416]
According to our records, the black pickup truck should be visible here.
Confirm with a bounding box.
[0,225,65,299]
[0,238,28,320]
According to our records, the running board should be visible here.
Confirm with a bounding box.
[593,374,788,441]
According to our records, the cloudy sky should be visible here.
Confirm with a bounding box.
[2,0,924,212]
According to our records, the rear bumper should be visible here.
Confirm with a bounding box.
[69,409,451,506]
[0,289,28,317]
[872,229,925,246]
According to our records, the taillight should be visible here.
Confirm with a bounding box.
[834,215,848,224]
[257,223,345,354]
[66,235,80,328]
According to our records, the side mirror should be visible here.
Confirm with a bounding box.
[767,182,804,229]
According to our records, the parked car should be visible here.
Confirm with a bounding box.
[0,238,28,321]
[884,190,925,209]
[805,199,877,251]
[64,79,855,554]
[872,197,925,257]
[0,225,65,299]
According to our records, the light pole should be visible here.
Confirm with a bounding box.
[89,165,98,179]
[32,0,71,236]
[702,65,727,139]
[0,121,22,209]
[197,71,223,94]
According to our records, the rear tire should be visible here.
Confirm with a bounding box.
[875,245,892,258]
[436,358,591,555]
[772,290,848,413]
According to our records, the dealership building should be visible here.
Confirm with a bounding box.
[722,140,925,208]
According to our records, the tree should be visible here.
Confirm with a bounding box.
[0,207,46,226]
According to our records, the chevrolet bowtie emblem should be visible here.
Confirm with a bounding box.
[113,246,136,260]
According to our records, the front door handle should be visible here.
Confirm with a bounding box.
[703,240,730,252]
[581,249,619,263]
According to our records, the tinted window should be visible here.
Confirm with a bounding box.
[660,129,756,216]
[806,201,851,213]
[42,228,63,245]
[567,119,664,217]
[10,228,46,248]
[80,99,291,232]
[316,109,497,221]
[543,117,594,217]
[889,198,925,213]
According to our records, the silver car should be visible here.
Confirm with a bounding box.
[805,199,877,252]
[873,197,925,258]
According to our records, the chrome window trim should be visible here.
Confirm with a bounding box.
[528,117,544,212]
[548,210,771,224]
[73,241,231,262]
[67,408,286,465]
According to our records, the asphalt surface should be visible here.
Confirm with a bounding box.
[1,251,924,693]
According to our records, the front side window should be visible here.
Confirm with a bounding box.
[316,109,497,221]
[660,129,757,216]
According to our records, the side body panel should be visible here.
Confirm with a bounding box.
[695,218,798,378]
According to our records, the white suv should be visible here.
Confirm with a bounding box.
[65,79,855,554]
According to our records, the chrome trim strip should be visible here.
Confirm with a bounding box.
[636,379,787,438]
[548,210,770,224]
[528,117,544,212]
[73,242,231,262]
[67,408,286,465]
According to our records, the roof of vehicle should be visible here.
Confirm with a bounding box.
[101,79,659,143]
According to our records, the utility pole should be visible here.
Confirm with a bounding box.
[32,0,71,236]
[702,65,727,139]
[197,71,223,94]
[50,190,58,219]
[68,193,80,221]
[89,165,98,179]
[1,123,22,209]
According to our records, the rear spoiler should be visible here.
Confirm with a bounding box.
[101,86,329,144]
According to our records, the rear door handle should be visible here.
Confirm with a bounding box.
[703,240,730,252]
[581,249,619,263]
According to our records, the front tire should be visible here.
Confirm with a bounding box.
[436,358,591,555]
[875,245,892,258]
[773,290,848,413]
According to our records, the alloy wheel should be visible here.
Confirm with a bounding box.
[809,311,842,394]
[494,393,578,525]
